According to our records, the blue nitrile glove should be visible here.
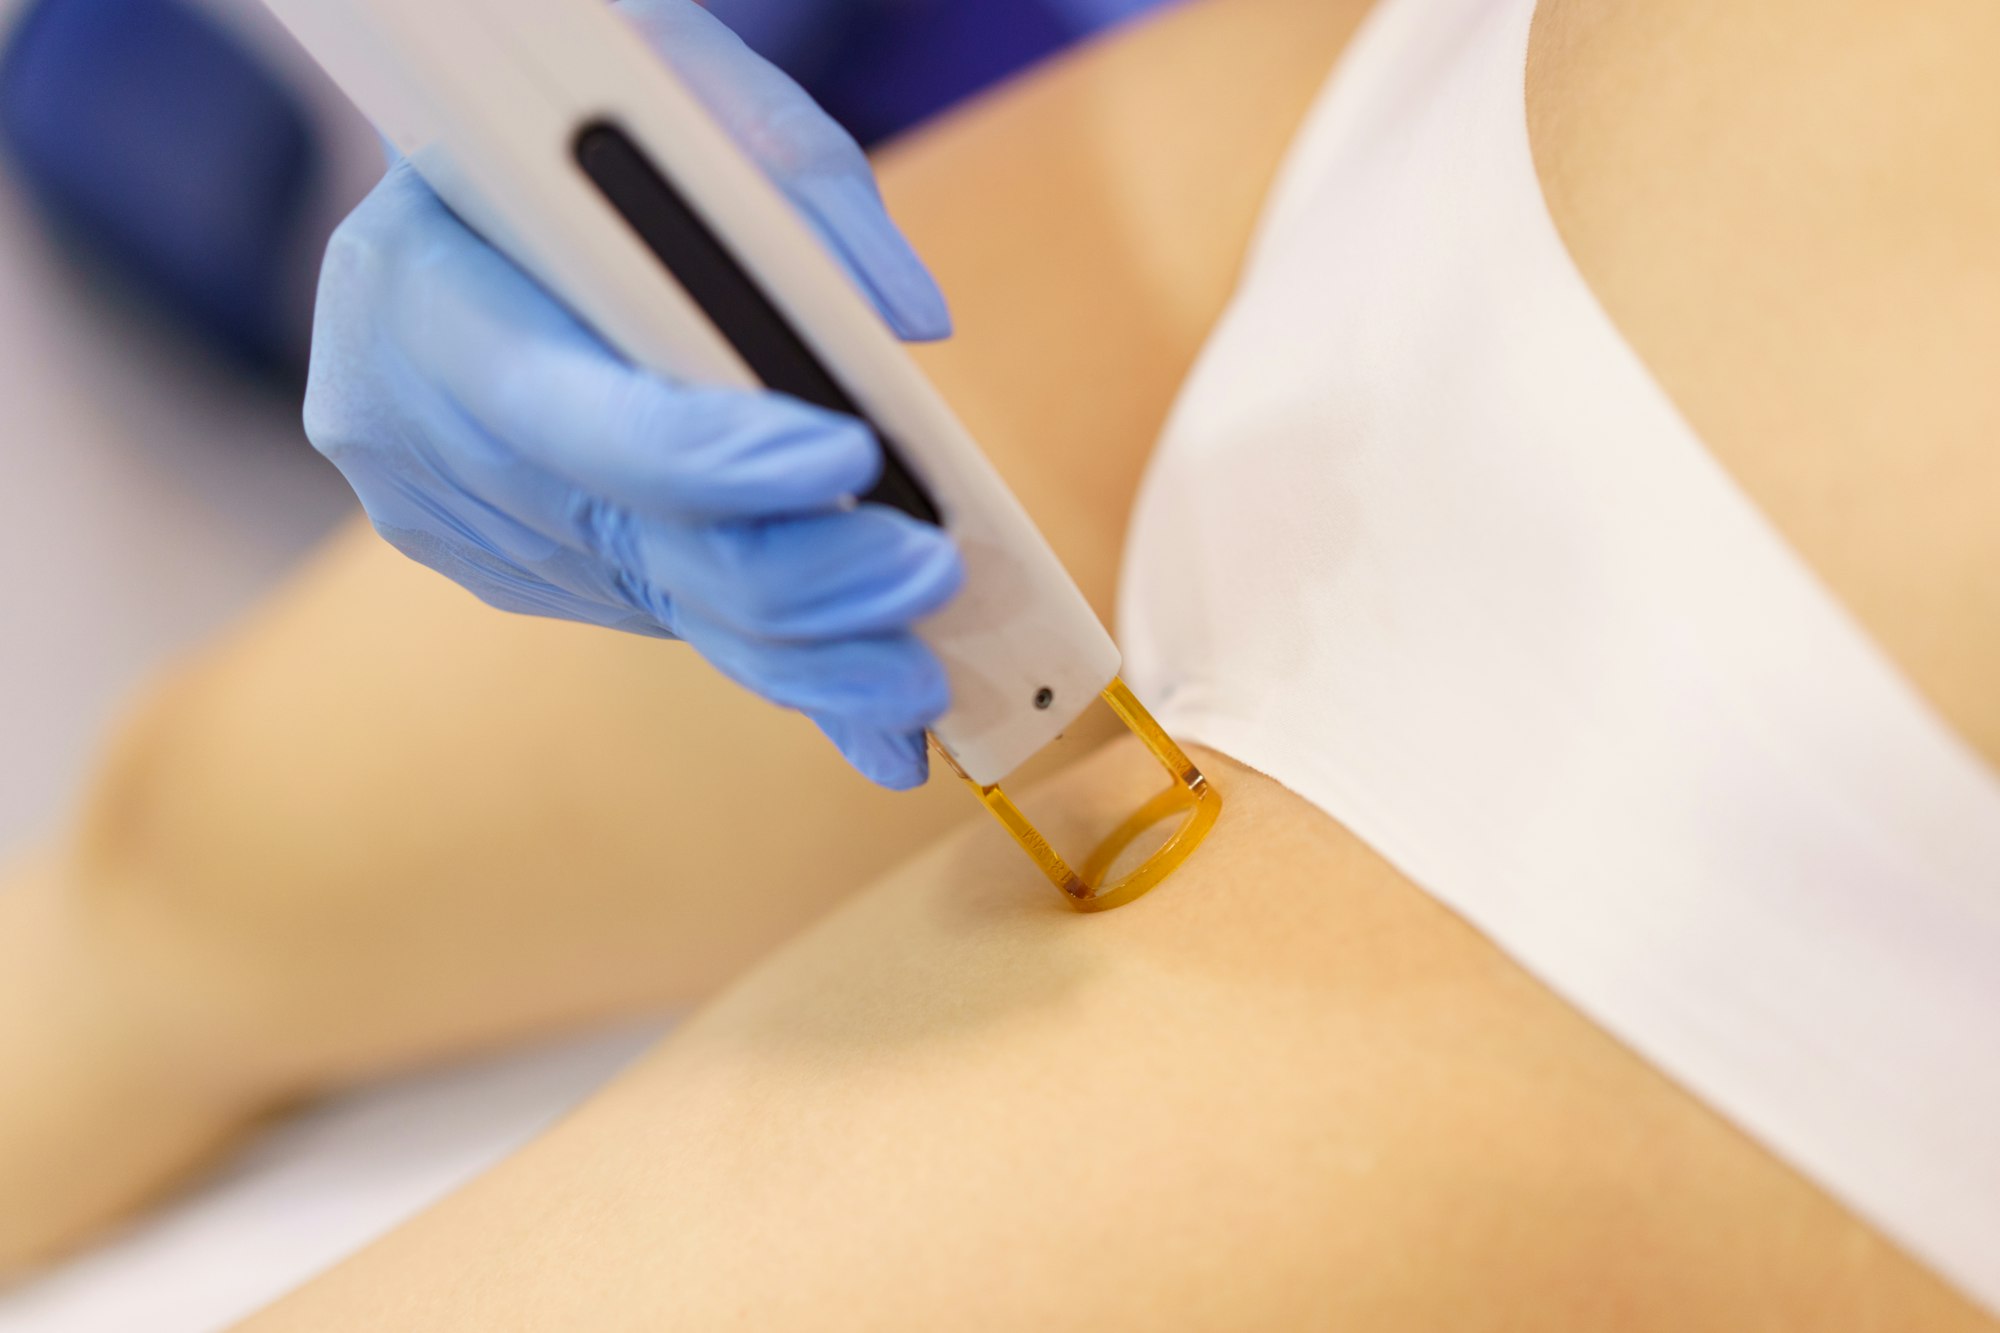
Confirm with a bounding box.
[305,0,962,789]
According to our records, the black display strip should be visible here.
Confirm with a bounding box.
[574,121,942,527]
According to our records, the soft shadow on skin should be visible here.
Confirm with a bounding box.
[704,738,1384,1062]
[713,832,1105,1057]
[713,728,1479,1076]
[713,737,1202,1056]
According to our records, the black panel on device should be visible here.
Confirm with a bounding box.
[573,121,942,527]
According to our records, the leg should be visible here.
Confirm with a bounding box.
[0,0,1359,1270]
[241,742,1989,1331]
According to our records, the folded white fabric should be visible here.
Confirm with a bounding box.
[1121,0,2000,1312]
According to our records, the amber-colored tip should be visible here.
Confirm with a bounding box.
[933,678,1221,913]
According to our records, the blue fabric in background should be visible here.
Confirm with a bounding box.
[0,0,1163,374]
[711,0,1162,143]
[809,2,1080,147]
[0,0,318,372]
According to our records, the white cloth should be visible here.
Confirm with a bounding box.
[1120,0,2000,1313]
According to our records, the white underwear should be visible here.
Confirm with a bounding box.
[1118,0,2000,1310]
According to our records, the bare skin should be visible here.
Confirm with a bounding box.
[243,742,1988,1331]
[5,0,1998,1324]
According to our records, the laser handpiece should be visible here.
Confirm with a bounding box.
[257,0,1218,909]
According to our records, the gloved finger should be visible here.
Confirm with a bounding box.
[380,194,886,518]
[428,540,671,637]
[332,364,955,650]
[624,506,965,642]
[332,436,676,634]
[673,607,952,732]
[366,442,963,645]
[309,158,432,335]
[361,510,662,633]
[613,0,952,342]
[812,715,932,791]
[783,172,952,342]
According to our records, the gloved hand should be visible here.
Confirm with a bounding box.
[305,0,963,789]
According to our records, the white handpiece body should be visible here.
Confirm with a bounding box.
[260,0,1121,786]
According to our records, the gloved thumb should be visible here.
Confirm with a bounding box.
[815,715,933,791]
[613,0,953,343]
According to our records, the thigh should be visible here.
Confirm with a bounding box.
[240,741,1987,1330]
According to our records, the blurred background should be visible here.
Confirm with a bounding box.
[0,1,1162,1325]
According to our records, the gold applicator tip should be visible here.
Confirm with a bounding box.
[933,678,1222,913]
